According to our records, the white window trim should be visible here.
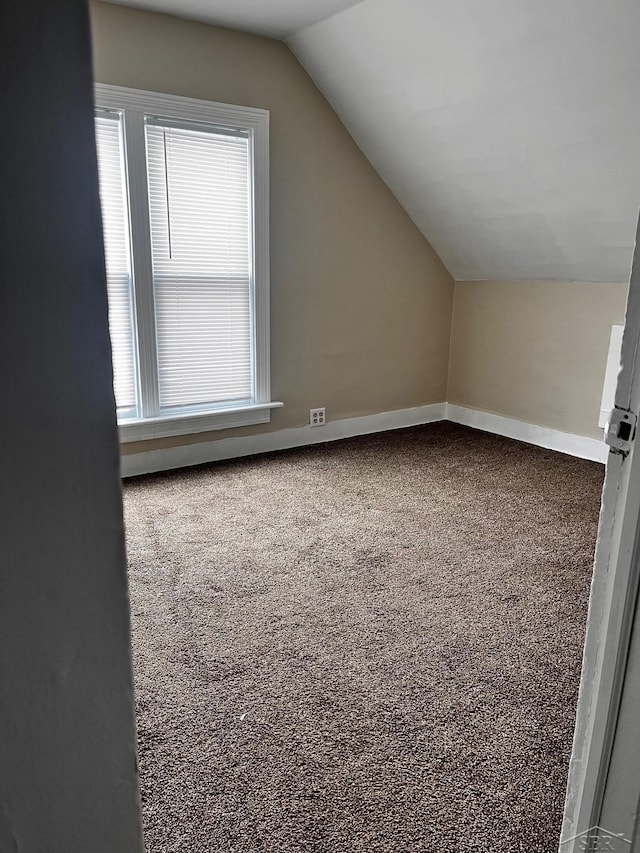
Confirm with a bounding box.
[94,83,280,443]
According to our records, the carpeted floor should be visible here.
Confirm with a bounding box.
[123,422,604,853]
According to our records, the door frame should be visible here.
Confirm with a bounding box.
[560,222,640,851]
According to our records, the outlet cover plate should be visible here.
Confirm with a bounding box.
[310,407,326,427]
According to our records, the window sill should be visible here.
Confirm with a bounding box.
[118,402,283,443]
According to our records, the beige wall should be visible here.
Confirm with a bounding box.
[448,279,629,440]
[89,1,454,456]
[90,3,628,454]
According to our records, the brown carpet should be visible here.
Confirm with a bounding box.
[123,422,603,853]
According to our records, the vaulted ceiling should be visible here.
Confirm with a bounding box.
[106,0,367,38]
[108,0,640,282]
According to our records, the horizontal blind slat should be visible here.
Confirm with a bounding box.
[145,120,253,410]
[95,114,138,412]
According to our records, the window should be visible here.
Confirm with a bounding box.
[94,85,279,441]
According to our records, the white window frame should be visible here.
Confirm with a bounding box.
[94,83,281,442]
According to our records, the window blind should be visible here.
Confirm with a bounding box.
[145,120,253,411]
[94,112,138,413]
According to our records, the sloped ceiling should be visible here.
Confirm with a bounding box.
[106,0,367,39]
[290,0,640,281]
[107,0,640,282]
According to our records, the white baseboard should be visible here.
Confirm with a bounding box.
[445,404,608,464]
[120,401,609,477]
[120,403,447,477]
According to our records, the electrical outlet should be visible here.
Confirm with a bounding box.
[310,407,326,427]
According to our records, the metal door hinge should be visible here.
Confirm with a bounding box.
[604,407,637,456]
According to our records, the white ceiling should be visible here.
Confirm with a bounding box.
[289,0,640,281]
[107,0,366,38]
[108,0,640,282]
